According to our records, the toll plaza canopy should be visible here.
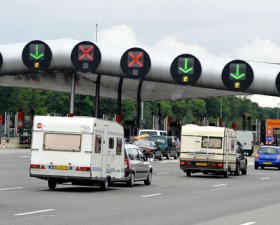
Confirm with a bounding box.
[0,38,279,101]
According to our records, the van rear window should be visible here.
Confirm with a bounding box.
[43,133,81,152]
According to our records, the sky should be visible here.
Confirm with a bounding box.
[1,0,280,107]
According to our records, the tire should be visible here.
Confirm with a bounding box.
[159,153,163,161]
[224,171,228,178]
[100,178,109,191]
[255,165,258,170]
[48,179,56,190]
[144,171,152,185]
[166,152,170,160]
[186,170,191,177]
[261,166,264,170]
[241,164,247,175]
[235,163,240,176]
[126,173,135,187]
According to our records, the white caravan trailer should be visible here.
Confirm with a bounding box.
[180,125,238,178]
[30,116,125,191]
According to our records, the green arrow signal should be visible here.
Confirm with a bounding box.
[30,44,44,60]
[230,64,245,80]
[178,58,193,74]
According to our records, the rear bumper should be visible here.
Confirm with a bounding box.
[255,159,280,167]
[30,173,92,181]
[180,160,226,172]
[154,149,177,158]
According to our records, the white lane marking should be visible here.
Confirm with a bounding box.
[156,172,170,175]
[240,222,256,225]
[195,187,226,194]
[213,184,227,187]
[2,214,56,224]
[14,209,55,216]
[260,177,271,180]
[20,155,30,158]
[0,187,23,191]
[140,193,163,198]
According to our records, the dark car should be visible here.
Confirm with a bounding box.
[255,145,280,170]
[148,136,178,160]
[124,144,153,187]
[235,141,247,175]
[132,139,160,160]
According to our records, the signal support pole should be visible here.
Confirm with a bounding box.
[95,74,101,118]
[137,79,144,129]
[70,72,76,115]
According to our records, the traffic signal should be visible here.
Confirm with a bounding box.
[71,41,101,73]
[22,40,52,72]
[120,47,151,79]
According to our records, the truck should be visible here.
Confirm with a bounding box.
[30,116,125,191]
[236,130,254,156]
[180,124,244,178]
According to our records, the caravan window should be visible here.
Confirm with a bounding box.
[43,133,81,152]
[116,138,122,155]
[95,135,102,153]
[109,137,114,149]
[231,139,235,151]
[201,137,222,149]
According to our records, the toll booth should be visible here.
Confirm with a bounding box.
[169,120,181,137]
[123,120,138,142]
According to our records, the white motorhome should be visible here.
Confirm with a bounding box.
[138,129,168,137]
[30,116,125,191]
[180,125,239,178]
[236,130,254,156]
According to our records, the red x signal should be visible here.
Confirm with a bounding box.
[128,51,143,68]
[78,45,94,61]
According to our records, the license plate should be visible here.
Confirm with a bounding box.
[54,165,68,170]
[263,162,272,165]
[196,162,208,167]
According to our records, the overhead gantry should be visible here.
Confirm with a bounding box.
[0,38,279,126]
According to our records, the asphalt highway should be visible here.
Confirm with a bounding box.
[1,149,280,225]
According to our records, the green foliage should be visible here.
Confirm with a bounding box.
[0,87,276,130]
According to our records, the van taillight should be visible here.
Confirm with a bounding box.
[80,167,91,171]
[30,164,40,169]
[125,159,129,169]
[255,154,259,158]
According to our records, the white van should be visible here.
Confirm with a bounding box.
[30,116,125,191]
[138,129,168,137]
[236,130,254,156]
[180,124,241,178]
